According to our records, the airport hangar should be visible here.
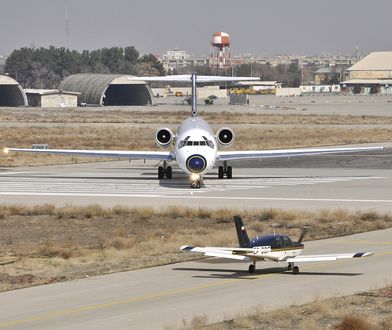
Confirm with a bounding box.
[341,51,392,95]
[0,75,28,106]
[58,73,154,106]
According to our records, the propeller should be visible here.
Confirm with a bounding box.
[296,227,309,244]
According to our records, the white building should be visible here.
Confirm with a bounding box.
[160,49,208,71]
[25,89,80,107]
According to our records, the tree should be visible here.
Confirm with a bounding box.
[4,46,163,88]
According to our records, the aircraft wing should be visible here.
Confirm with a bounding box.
[180,245,276,261]
[217,146,384,162]
[4,148,175,161]
[128,75,260,83]
[284,252,374,263]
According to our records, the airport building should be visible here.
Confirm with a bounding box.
[0,75,28,106]
[341,51,392,94]
[58,74,154,106]
[25,89,80,107]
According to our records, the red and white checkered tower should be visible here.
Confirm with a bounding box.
[210,32,231,69]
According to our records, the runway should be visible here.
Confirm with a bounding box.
[0,228,391,329]
[1,145,392,211]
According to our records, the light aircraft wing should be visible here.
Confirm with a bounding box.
[4,148,174,161]
[180,245,274,261]
[217,146,384,162]
[128,75,260,83]
[284,252,374,263]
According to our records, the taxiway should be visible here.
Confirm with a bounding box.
[0,228,390,329]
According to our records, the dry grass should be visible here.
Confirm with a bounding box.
[2,108,392,125]
[173,286,392,330]
[0,205,391,292]
[1,107,392,167]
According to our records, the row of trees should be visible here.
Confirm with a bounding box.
[4,46,165,89]
[4,45,303,88]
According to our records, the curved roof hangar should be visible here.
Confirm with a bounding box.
[0,75,28,106]
[58,74,153,106]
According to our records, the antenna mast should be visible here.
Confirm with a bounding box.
[65,7,69,49]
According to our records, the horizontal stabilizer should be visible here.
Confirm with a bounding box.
[128,75,260,83]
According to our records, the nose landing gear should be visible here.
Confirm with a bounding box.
[190,173,202,189]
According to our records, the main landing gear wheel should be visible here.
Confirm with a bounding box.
[158,162,172,180]
[292,266,300,275]
[166,166,172,179]
[248,264,255,273]
[218,161,233,179]
[288,263,293,271]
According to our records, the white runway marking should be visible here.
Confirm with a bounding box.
[0,174,387,205]
[0,191,392,204]
[0,175,380,196]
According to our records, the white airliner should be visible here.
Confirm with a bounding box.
[181,215,374,274]
[4,74,384,188]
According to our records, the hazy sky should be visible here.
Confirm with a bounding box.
[0,0,391,56]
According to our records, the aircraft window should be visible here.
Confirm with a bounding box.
[194,141,199,146]
[186,141,193,146]
[202,136,214,149]
[178,136,190,149]
[282,236,292,248]
[272,236,283,249]
[200,141,206,146]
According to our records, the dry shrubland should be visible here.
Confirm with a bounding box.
[171,286,392,330]
[0,204,391,292]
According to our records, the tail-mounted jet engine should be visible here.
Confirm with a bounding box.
[155,128,174,148]
[216,127,235,147]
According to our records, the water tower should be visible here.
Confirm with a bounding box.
[210,32,231,69]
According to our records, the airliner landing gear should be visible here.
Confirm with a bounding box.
[158,161,172,179]
[218,161,232,179]
[248,260,256,273]
[190,180,201,189]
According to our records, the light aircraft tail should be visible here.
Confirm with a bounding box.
[234,215,250,248]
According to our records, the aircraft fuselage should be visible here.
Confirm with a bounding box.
[174,117,217,183]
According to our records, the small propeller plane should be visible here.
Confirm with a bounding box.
[3,73,384,188]
[180,215,374,274]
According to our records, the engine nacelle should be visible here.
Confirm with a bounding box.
[155,128,174,148]
[216,127,235,147]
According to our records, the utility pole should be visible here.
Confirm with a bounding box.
[65,7,69,49]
